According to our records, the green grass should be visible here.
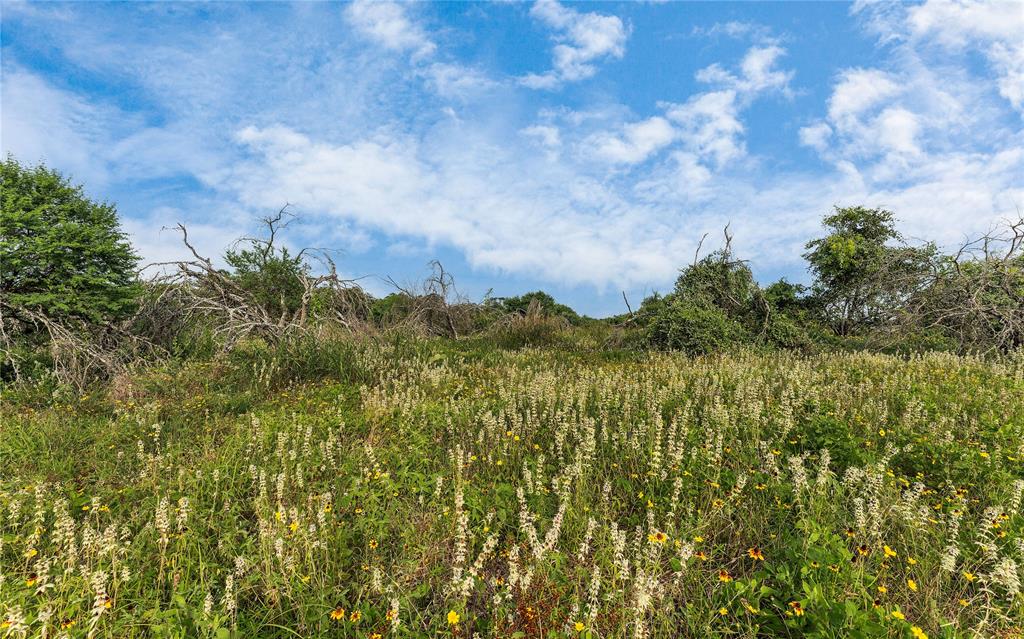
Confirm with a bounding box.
[1,339,1022,638]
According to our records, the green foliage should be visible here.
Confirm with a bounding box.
[224,242,308,321]
[496,290,582,324]
[803,206,933,336]
[2,340,1021,637]
[643,300,750,354]
[638,247,774,352]
[0,156,140,323]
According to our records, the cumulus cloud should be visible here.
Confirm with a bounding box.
[344,0,436,59]
[521,0,628,88]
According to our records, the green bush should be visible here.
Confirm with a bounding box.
[644,301,750,354]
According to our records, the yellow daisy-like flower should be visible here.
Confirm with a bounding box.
[574,621,585,632]
[963,571,976,582]
[718,607,728,616]
[907,579,918,592]
[447,610,460,625]
[788,601,804,617]
[369,539,378,549]
[718,569,732,582]
[747,547,764,561]
[883,545,897,558]
[910,626,928,639]
[349,610,361,622]
[386,609,398,621]
[647,531,668,544]
[891,610,905,620]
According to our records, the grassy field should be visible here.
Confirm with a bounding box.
[1,339,1023,638]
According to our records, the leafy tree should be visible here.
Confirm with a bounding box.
[1,157,140,324]
[803,206,922,335]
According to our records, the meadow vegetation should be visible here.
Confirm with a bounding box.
[2,158,1023,638]
[2,338,1023,638]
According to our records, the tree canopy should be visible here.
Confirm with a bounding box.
[1,157,140,324]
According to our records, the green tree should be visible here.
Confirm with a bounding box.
[803,206,918,335]
[1,157,140,324]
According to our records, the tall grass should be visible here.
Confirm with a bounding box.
[1,339,1022,638]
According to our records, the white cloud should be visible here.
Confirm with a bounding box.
[662,45,791,167]
[0,68,118,187]
[344,0,436,59]
[798,122,832,152]
[860,0,1024,113]
[521,125,561,148]
[692,21,778,45]
[826,68,900,127]
[587,116,675,164]
[521,0,628,88]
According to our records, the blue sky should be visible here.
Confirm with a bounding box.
[2,0,1022,316]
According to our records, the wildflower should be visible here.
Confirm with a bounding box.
[958,599,968,607]
[60,619,76,629]
[911,627,928,639]
[24,548,37,558]
[369,539,378,549]
[695,551,708,561]
[963,571,976,582]
[447,610,460,625]
[574,621,585,632]
[788,601,804,616]
[884,545,897,558]
[718,569,732,582]
[718,607,728,616]
[877,585,887,594]
[845,528,856,538]
[648,531,668,544]
[907,579,917,592]
[907,557,917,565]
[694,535,704,543]
[747,547,764,561]
[349,610,361,622]
[891,610,905,620]
[857,544,870,557]
[386,608,398,621]
[370,634,383,639]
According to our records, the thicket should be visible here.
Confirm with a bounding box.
[2,156,1023,390]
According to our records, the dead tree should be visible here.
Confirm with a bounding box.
[893,215,1024,353]
[144,207,365,349]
